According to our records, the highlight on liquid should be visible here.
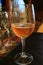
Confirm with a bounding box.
[11,23,35,37]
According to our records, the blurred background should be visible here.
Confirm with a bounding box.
[0,0,43,21]
[0,0,43,32]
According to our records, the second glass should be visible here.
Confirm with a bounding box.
[11,4,35,65]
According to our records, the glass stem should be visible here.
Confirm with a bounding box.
[21,37,26,57]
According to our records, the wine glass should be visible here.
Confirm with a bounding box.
[11,4,35,65]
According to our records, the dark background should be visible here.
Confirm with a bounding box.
[24,0,43,11]
[1,0,43,11]
[24,0,43,21]
[0,33,43,65]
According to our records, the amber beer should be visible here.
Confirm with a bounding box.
[11,23,34,37]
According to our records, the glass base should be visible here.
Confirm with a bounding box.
[14,53,33,65]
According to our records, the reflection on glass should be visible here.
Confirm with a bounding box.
[11,4,35,65]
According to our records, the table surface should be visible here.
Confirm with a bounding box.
[0,32,43,65]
